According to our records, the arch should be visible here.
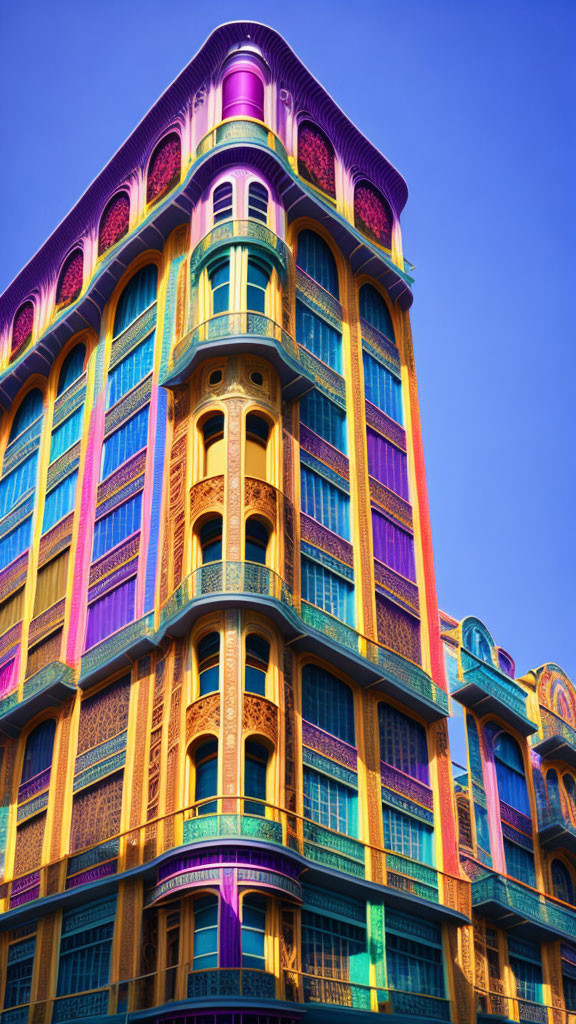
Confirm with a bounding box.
[497,648,516,679]
[222,58,265,121]
[462,617,495,663]
[493,730,531,816]
[302,663,355,746]
[192,737,218,815]
[247,181,268,223]
[552,859,576,905]
[297,122,336,198]
[537,665,576,727]
[296,229,339,298]
[245,411,270,479]
[57,343,86,397]
[146,132,181,205]
[354,180,393,248]
[98,191,130,255]
[56,249,83,307]
[8,389,44,445]
[564,773,576,824]
[20,719,56,786]
[212,181,233,224]
[245,633,270,695]
[359,283,395,341]
[198,516,223,564]
[200,411,226,477]
[113,263,158,337]
[546,768,561,813]
[11,301,34,358]
[197,631,220,696]
[378,701,429,784]
[245,516,269,565]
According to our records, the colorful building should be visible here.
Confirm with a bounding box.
[0,20,574,1024]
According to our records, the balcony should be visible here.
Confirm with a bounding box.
[532,707,576,767]
[537,806,576,854]
[164,311,314,399]
[195,117,290,166]
[0,661,76,737]
[189,218,290,277]
[472,872,576,943]
[158,562,449,721]
[79,612,156,690]
[452,650,537,736]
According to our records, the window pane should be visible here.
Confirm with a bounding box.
[363,351,402,423]
[100,407,149,480]
[302,664,355,745]
[301,466,350,539]
[106,333,154,409]
[92,493,143,561]
[296,301,342,372]
[301,557,354,625]
[300,391,346,452]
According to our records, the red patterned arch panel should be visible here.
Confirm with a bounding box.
[354,181,393,249]
[56,249,84,307]
[11,301,34,358]
[98,192,130,255]
[146,133,181,205]
[297,123,336,198]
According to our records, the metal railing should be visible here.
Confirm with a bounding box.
[172,311,300,368]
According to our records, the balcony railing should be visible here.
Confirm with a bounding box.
[452,649,537,736]
[472,871,576,943]
[158,561,449,719]
[0,661,75,736]
[189,218,290,277]
[195,118,290,165]
[537,805,576,854]
[532,707,576,767]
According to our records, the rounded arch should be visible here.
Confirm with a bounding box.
[19,716,57,788]
[490,725,532,817]
[537,664,576,727]
[56,342,87,397]
[146,131,181,206]
[297,121,336,199]
[112,262,158,337]
[211,177,235,225]
[11,300,35,359]
[198,405,227,480]
[354,179,393,249]
[358,282,395,341]
[551,858,576,905]
[56,248,84,308]
[7,387,44,447]
[296,227,340,298]
[461,616,495,664]
[98,190,131,256]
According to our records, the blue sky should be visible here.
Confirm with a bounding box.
[1,0,574,677]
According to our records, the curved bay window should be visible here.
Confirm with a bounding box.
[209,259,230,314]
[193,739,218,815]
[297,123,336,199]
[199,517,223,564]
[246,258,269,313]
[202,412,225,476]
[245,413,269,479]
[197,632,220,696]
[244,739,269,815]
[297,229,339,298]
[359,283,395,342]
[354,181,393,249]
[193,895,219,969]
[245,518,269,565]
[302,664,355,746]
[245,634,270,695]
[248,181,268,223]
[98,192,130,256]
[213,182,233,225]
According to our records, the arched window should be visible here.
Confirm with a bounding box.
[57,344,86,397]
[222,61,264,121]
[11,302,34,358]
[9,389,43,444]
[113,264,158,337]
[244,740,268,815]
[552,860,576,905]
[241,895,267,969]
[193,896,218,969]
[146,133,181,205]
[354,181,393,249]
[296,230,339,297]
[0,389,44,570]
[197,632,220,696]
[498,650,515,679]
[297,123,336,198]
[245,518,268,565]
[56,249,83,307]
[359,284,394,341]
[248,182,268,223]
[493,732,530,815]
[199,517,223,564]
[466,625,492,663]
[20,719,56,787]
[302,664,355,745]
[213,182,233,224]
[546,769,561,813]
[245,634,270,695]
[202,413,225,477]
[564,774,576,824]
[98,192,130,256]
[194,739,218,815]
[246,258,269,313]
[46,354,85,534]
[245,413,269,478]
[209,259,230,314]
[378,703,429,784]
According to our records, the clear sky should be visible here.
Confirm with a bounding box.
[0,0,574,678]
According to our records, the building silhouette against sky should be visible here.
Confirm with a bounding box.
[0,20,575,1024]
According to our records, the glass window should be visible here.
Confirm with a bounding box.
[509,937,543,1007]
[301,466,349,539]
[359,284,394,340]
[367,429,408,499]
[303,766,357,836]
[301,557,354,625]
[245,518,268,564]
[197,632,220,696]
[493,731,531,816]
[245,634,270,695]
[378,703,429,784]
[193,896,218,969]
[382,805,434,864]
[100,406,149,480]
[200,518,222,564]
[301,910,365,985]
[503,839,536,887]
[92,493,143,561]
[245,414,269,479]
[50,409,83,462]
[300,390,346,452]
[302,664,355,745]
[386,912,444,1000]
[85,577,136,649]
[552,860,575,904]
[57,921,114,996]
[3,937,36,1008]
[21,720,56,785]
[213,182,233,224]
[297,230,339,297]
[241,895,267,969]
[363,351,403,423]
[203,413,225,477]
[0,517,32,571]
[42,472,78,533]
[247,258,269,313]
[33,550,69,618]
[244,740,268,815]
[106,333,154,409]
[371,509,416,581]
[113,264,157,336]
[296,301,341,372]
[248,182,268,222]
[210,259,230,315]
[0,453,39,518]
[195,740,218,815]
[57,345,86,396]
[9,390,43,444]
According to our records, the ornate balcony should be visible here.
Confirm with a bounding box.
[189,219,290,277]
[0,661,75,737]
[452,650,537,736]
[537,806,576,854]
[472,872,576,943]
[164,311,314,399]
[158,562,449,721]
[532,707,576,767]
[195,117,290,165]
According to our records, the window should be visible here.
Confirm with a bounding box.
[106,334,154,408]
[552,860,576,904]
[11,301,34,358]
[92,493,143,561]
[21,720,56,787]
[49,410,83,462]
[3,936,36,1008]
[296,229,339,296]
[56,249,83,307]
[246,258,269,313]
[8,389,43,443]
[467,625,492,663]
[98,192,130,256]
[564,774,576,823]
[245,518,268,565]
[367,429,408,499]
[113,264,158,336]
[503,839,536,887]
[0,453,39,518]
[302,664,355,745]
[85,577,136,649]
[57,920,114,996]
[359,284,394,340]
[193,896,218,969]
[297,124,336,199]
[248,182,268,222]
[371,509,416,581]
[244,740,268,815]
[241,895,267,969]
[300,390,346,452]
[0,517,32,571]
[301,467,350,539]
[296,301,342,372]
[209,259,230,314]
[245,634,270,695]
[100,406,149,480]
[0,589,24,637]
[0,659,16,698]
[146,133,181,205]
[378,703,429,784]
[493,731,531,816]
[303,766,357,835]
[245,413,269,479]
[57,344,86,396]
[386,911,445,1000]
[222,62,264,120]
[43,471,78,533]
[213,182,233,224]
[197,632,220,696]
[354,182,393,249]
[508,937,543,1008]
[202,413,225,477]
[301,557,354,625]
[199,518,222,564]
[382,805,434,864]
[363,351,403,422]
[33,550,69,618]
[194,739,218,814]
[301,910,365,986]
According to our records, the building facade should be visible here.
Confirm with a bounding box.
[0,20,574,1024]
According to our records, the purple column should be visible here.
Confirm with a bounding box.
[222,60,264,120]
